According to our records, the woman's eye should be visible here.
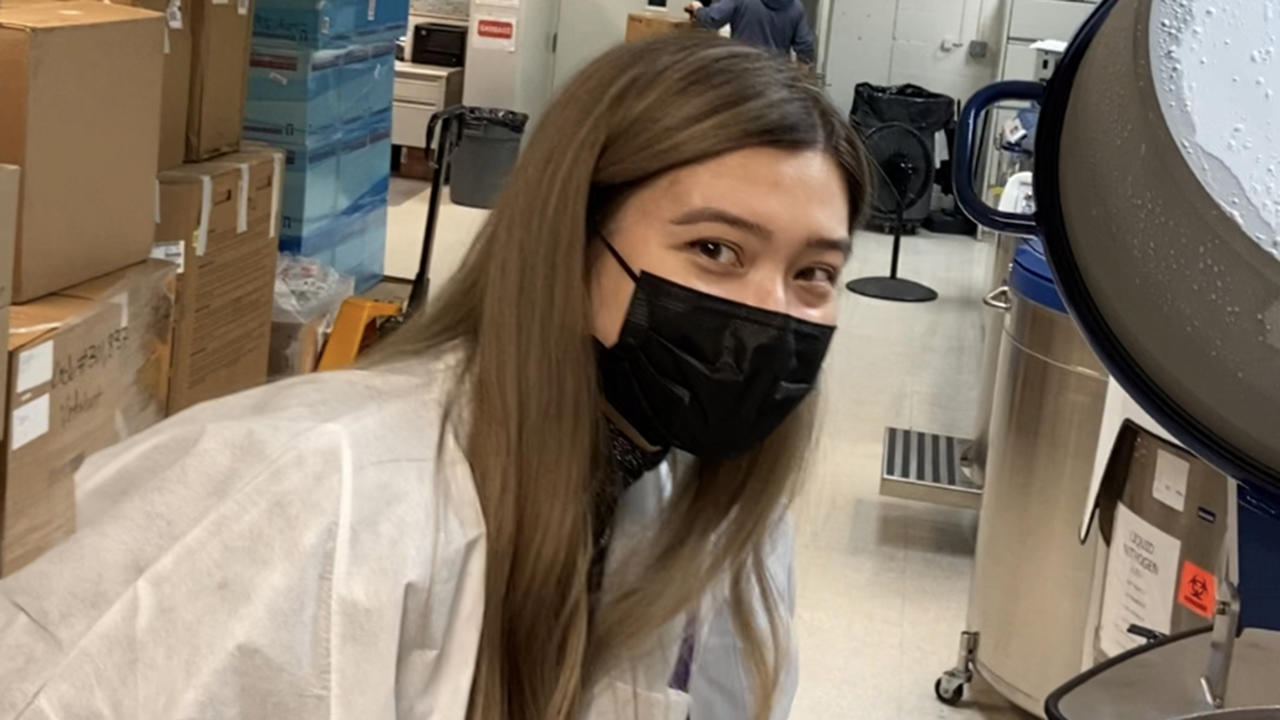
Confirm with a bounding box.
[796,266,839,286]
[691,241,741,266]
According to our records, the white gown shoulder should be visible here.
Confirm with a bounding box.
[0,350,798,720]
[0,351,487,720]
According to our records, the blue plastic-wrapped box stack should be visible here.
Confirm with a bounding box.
[244,0,405,291]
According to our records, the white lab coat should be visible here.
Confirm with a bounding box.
[0,351,797,719]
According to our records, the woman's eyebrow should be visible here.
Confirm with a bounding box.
[670,207,771,239]
[671,207,851,257]
[807,237,853,257]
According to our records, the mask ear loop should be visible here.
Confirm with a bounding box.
[598,236,641,282]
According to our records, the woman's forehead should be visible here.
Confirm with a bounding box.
[631,147,851,240]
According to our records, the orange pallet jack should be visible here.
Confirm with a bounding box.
[317,106,466,370]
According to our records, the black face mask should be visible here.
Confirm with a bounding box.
[595,238,836,460]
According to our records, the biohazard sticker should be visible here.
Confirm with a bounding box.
[1178,560,1217,620]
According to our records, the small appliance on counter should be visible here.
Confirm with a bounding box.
[411,22,466,67]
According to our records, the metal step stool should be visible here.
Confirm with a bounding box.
[879,427,982,510]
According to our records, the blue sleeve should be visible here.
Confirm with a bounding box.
[694,0,738,30]
[793,12,816,64]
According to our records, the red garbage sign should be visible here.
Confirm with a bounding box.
[477,19,514,40]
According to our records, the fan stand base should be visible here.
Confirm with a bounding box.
[847,276,939,303]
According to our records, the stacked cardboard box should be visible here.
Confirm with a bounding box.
[0,3,174,574]
[0,0,254,170]
[0,166,18,436]
[243,0,407,291]
[0,0,279,573]
[0,3,165,301]
[2,260,177,575]
[625,12,701,43]
[154,145,283,413]
[186,0,255,160]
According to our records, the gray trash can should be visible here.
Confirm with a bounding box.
[449,107,528,209]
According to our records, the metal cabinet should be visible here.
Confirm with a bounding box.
[1000,0,1097,81]
[392,63,464,148]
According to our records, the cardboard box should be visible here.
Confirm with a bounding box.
[156,145,282,412]
[269,314,325,378]
[124,0,193,170]
[187,0,253,161]
[0,2,164,302]
[625,12,699,43]
[1,260,176,576]
[0,308,9,439]
[0,0,190,169]
[0,165,17,307]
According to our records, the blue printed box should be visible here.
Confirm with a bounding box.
[279,182,386,257]
[331,206,386,292]
[272,113,390,256]
[245,38,396,149]
[338,110,391,213]
[278,138,343,244]
[356,0,409,42]
[338,40,395,128]
[252,0,360,48]
[244,44,347,146]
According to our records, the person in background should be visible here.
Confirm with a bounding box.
[686,0,817,65]
[0,35,868,720]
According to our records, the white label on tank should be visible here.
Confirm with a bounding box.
[15,341,53,394]
[1153,449,1191,512]
[11,394,50,451]
[1152,0,1280,256]
[1098,503,1182,658]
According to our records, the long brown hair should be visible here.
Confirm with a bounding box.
[379,34,870,720]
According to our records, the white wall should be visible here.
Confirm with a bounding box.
[552,1,695,91]
[824,0,1006,114]
[516,0,561,122]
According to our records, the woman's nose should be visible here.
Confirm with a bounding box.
[741,274,788,315]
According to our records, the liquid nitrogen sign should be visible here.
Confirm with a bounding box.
[1098,503,1181,658]
[473,16,516,51]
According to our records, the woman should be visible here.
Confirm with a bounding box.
[0,35,869,720]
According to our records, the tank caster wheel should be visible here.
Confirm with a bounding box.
[935,677,964,706]
[935,631,977,707]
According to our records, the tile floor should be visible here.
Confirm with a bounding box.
[791,228,1030,720]
[386,177,487,293]
[386,177,1031,719]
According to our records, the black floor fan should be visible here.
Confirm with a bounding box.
[847,121,939,303]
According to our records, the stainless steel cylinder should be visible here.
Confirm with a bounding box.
[967,283,1109,717]
[968,232,1020,482]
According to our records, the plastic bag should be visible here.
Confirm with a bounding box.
[850,82,955,135]
[461,106,529,135]
[270,254,354,379]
